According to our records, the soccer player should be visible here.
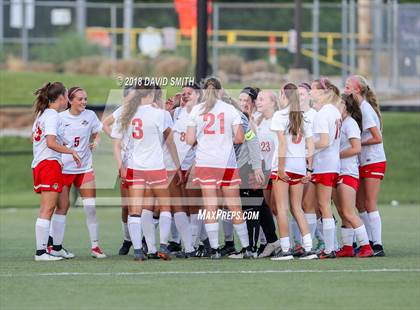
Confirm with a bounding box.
[32,82,81,261]
[186,77,252,259]
[270,84,317,260]
[48,87,106,259]
[304,78,342,259]
[345,75,387,256]
[333,93,374,258]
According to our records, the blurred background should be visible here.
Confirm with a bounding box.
[0,0,419,208]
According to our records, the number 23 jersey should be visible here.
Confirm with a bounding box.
[59,109,102,174]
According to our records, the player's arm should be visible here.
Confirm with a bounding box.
[90,132,101,150]
[276,130,289,181]
[163,128,181,169]
[46,135,81,166]
[112,138,123,170]
[186,125,197,146]
[102,114,115,137]
[314,133,329,149]
[362,126,382,146]
[232,124,244,144]
[340,138,361,158]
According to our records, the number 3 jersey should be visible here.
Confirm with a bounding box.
[112,104,169,171]
[59,109,102,174]
[31,108,66,168]
[188,100,242,169]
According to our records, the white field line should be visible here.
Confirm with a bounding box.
[1,269,419,278]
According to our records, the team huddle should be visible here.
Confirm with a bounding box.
[31,75,386,262]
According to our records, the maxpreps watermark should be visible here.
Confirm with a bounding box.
[198,209,259,221]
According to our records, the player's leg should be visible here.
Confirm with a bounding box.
[316,183,336,259]
[127,184,146,261]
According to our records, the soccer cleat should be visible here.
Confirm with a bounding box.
[119,240,132,255]
[35,252,64,261]
[258,240,281,258]
[209,248,222,259]
[220,243,236,257]
[47,245,53,254]
[336,245,355,257]
[167,241,182,253]
[91,246,107,259]
[357,244,374,258]
[133,249,147,261]
[157,244,172,260]
[142,237,148,254]
[314,240,325,254]
[147,252,161,259]
[176,250,197,259]
[50,247,75,259]
[270,249,294,261]
[228,247,255,259]
[299,250,318,260]
[372,244,385,257]
[292,244,305,257]
[317,250,336,259]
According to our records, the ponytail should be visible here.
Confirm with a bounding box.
[341,93,363,132]
[33,82,66,116]
[283,83,303,137]
[201,77,221,115]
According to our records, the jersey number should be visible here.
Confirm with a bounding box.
[180,132,186,142]
[74,137,80,147]
[203,113,225,135]
[33,124,42,142]
[335,119,342,140]
[260,141,271,152]
[131,118,143,140]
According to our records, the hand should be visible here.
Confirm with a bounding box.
[302,171,312,184]
[89,141,98,150]
[72,151,82,168]
[176,170,184,186]
[276,169,290,182]
[254,168,265,187]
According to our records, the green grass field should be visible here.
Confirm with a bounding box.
[0,205,419,310]
[1,112,419,207]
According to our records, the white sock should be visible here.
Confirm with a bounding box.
[304,213,317,239]
[170,217,181,243]
[127,215,142,250]
[290,217,302,245]
[141,209,157,253]
[354,225,370,246]
[280,236,291,252]
[341,227,354,246]
[83,198,99,248]
[36,218,50,251]
[315,218,324,242]
[153,216,159,229]
[322,218,335,254]
[302,233,313,252]
[222,218,234,242]
[159,211,172,245]
[359,211,372,241]
[190,214,199,247]
[50,214,66,246]
[199,218,208,241]
[174,212,194,253]
[122,221,131,241]
[205,222,219,249]
[233,222,250,248]
[368,211,382,245]
[259,227,267,245]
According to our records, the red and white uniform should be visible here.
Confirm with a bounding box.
[112,104,169,186]
[312,104,342,187]
[337,116,361,191]
[359,100,386,179]
[256,116,276,171]
[173,106,196,171]
[188,100,242,186]
[31,108,66,193]
[270,108,313,185]
[161,110,178,179]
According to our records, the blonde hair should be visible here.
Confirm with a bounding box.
[200,77,222,115]
[313,77,341,105]
[256,90,278,126]
[351,75,382,129]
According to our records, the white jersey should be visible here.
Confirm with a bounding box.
[112,104,169,170]
[304,108,317,157]
[312,104,342,174]
[256,116,276,171]
[360,100,386,166]
[60,109,102,174]
[32,109,66,168]
[111,106,131,166]
[162,111,177,171]
[188,100,241,169]
[339,116,361,178]
[271,109,313,175]
[173,106,196,170]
